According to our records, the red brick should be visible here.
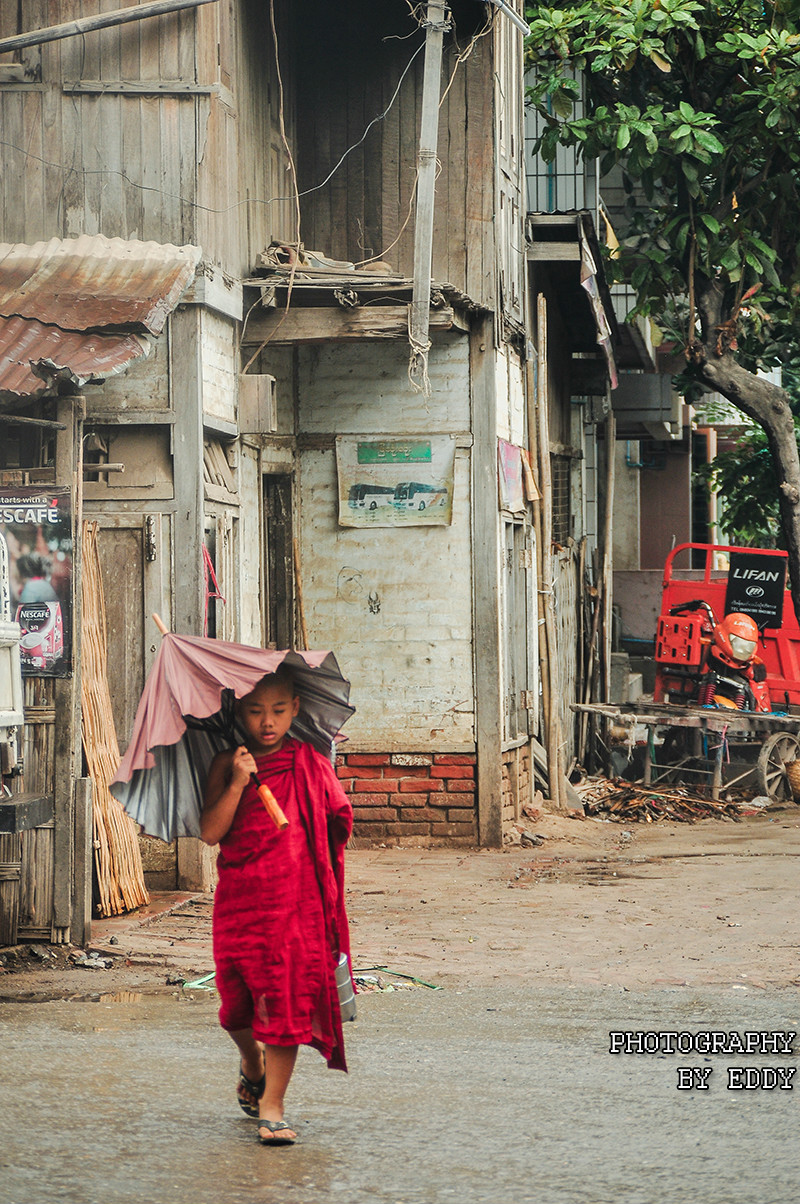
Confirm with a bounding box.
[433,754,476,765]
[354,779,400,793]
[344,765,383,778]
[353,822,388,838]
[445,792,475,807]
[382,764,431,778]
[446,779,475,793]
[337,779,355,792]
[447,809,475,824]
[353,807,400,823]
[431,822,475,837]
[394,793,428,808]
[350,792,390,807]
[398,778,439,792]
[428,793,450,808]
[400,807,443,823]
[346,754,391,766]
[431,764,474,779]
[387,822,431,836]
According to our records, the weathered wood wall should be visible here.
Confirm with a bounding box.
[0,1,296,275]
[294,0,496,308]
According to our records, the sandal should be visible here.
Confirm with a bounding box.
[237,1066,265,1118]
[258,1118,296,1146]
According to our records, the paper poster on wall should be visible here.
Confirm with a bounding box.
[497,439,525,513]
[336,437,456,527]
[0,487,73,676]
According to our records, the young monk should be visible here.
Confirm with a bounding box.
[200,666,353,1145]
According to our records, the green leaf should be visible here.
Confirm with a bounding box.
[695,129,724,154]
[552,89,575,119]
[719,246,741,272]
[617,124,631,149]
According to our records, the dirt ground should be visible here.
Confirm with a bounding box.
[3,803,800,997]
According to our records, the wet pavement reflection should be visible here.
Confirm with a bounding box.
[2,984,800,1203]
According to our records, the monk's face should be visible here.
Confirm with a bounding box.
[238,681,299,754]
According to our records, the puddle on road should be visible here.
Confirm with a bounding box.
[0,985,196,1005]
[510,857,665,886]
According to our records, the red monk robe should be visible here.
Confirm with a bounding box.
[212,737,353,1072]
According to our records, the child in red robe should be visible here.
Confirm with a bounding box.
[201,666,353,1145]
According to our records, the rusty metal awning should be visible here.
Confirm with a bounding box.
[0,234,200,400]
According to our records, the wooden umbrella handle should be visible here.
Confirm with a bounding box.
[251,774,289,830]
[152,612,170,635]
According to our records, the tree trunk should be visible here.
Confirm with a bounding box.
[695,281,800,623]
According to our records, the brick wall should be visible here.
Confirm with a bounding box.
[338,752,477,846]
[502,744,533,836]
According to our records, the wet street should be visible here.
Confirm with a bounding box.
[2,983,799,1203]
[4,820,800,1204]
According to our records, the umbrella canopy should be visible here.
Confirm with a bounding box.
[111,634,355,842]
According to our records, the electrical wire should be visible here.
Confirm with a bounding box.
[241,0,302,371]
[0,39,426,220]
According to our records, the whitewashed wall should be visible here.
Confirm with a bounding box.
[494,346,526,445]
[295,335,475,751]
[237,441,263,646]
[201,310,238,426]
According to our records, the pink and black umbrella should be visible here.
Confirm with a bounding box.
[111,630,354,843]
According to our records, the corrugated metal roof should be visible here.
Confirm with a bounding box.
[0,234,200,399]
[0,235,201,334]
[0,314,150,399]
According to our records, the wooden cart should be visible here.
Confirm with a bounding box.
[572,701,800,803]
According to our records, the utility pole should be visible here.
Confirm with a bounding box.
[408,0,450,394]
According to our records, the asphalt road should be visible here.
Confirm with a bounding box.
[2,982,799,1204]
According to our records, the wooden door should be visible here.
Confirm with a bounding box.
[94,513,171,886]
[95,514,166,754]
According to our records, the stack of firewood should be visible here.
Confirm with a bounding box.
[573,777,743,823]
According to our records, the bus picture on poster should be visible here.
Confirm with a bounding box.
[0,488,72,676]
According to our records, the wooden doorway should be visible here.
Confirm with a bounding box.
[94,513,172,888]
[263,475,294,650]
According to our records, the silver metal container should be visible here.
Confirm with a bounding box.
[335,951,357,1021]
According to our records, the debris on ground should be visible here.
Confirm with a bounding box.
[69,951,114,969]
[353,966,442,992]
[571,776,744,823]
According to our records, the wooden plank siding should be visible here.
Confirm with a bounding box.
[294,2,496,309]
[18,678,56,940]
[0,1,500,296]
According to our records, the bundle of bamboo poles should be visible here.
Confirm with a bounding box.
[80,520,149,916]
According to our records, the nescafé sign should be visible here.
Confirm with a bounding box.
[0,487,72,676]
[724,550,787,631]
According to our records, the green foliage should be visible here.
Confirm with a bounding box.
[695,427,783,547]
[524,0,800,373]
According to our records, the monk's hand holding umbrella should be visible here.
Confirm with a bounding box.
[111,620,353,843]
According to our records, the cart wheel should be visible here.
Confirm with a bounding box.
[756,732,800,803]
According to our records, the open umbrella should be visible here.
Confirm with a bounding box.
[111,628,355,843]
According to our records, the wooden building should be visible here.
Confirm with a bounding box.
[0,0,618,941]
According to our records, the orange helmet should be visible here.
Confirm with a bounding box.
[714,612,759,665]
